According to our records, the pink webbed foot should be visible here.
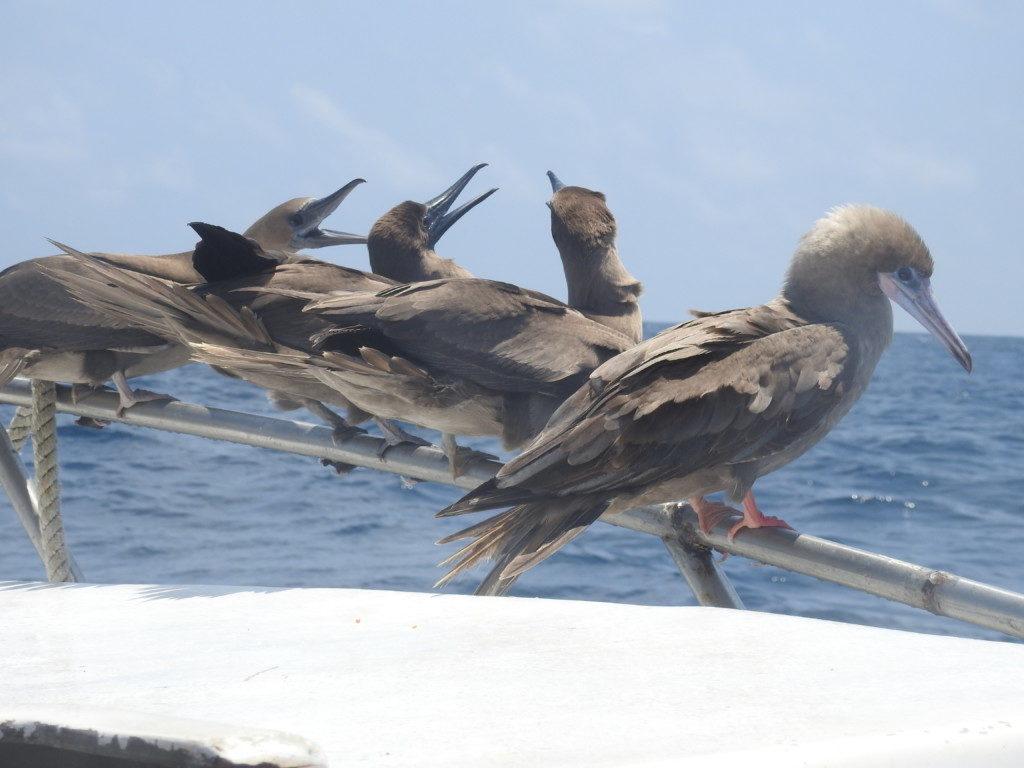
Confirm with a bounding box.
[688,496,742,535]
[726,491,794,541]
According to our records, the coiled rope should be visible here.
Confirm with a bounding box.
[30,380,73,582]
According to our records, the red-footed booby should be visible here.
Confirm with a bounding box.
[44,167,497,449]
[240,171,643,476]
[0,180,367,415]
[435,205,971,594]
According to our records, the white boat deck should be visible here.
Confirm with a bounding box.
[1,581,1022,766]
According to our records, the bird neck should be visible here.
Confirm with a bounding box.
[369,242,465,282]
[780,279,894,357]
[560,244,643,343]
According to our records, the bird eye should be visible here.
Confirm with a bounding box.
[896,266,914,283]
[288,214,304,228]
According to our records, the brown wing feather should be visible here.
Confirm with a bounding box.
[441,305,852,516]
[304,278,634,396]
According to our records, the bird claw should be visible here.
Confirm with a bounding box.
[448,446,497,479]
[330,423,366,446]
[690,499,741,535]
[726,515,793,541]
[376,436,431,459]
[114,389,176,417]
[71,384,100,405]
[74,416,109,430]
[441,433,496,479]
[320,458,357,475]
[374,419,431,458]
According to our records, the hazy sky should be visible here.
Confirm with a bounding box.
[2,1,1021,335]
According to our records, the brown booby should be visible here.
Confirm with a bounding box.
[0,180,367,415]
[434,205,971,594]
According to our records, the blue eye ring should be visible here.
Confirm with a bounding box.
[896,266,914,283]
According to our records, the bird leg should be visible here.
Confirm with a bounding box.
[299,398,366,444]
[111,370,176,417]
[726,490,794,541]
[441,433,498,479]
[70,385,109,428]
[296,399,365,475]
[71,383,100,404]
[689,496,741,535]
[373,418,431,457]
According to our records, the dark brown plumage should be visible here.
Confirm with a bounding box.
[2,181,367,413]
[436,205,971,595]
[46,168,496,443]
[234,172,644,475]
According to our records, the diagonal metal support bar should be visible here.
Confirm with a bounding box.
[662,536,744,609]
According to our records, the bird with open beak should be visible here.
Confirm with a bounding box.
[367,163,496,282]
[1,180,367,416]
[435,205,971,595]
[45,167,497,449]
[207,170,643,477]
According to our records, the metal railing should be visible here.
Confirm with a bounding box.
[1,377,1022,640]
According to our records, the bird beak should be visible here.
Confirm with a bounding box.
[546,170,566,192]
[879,272,972,372]
[290,178,368,249]
[423,164,497,247]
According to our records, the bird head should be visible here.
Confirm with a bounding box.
[243,178,368,252]
[546,171,617,255]
[367,163,496,272]
[786,205,971,372]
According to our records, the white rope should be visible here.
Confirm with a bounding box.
[7,404,33,452]
[30,380,74,582]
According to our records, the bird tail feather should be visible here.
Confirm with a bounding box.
[435,498,607,595]
[435,477,539,518]
[44,241,276,351]
[0,348,33,387]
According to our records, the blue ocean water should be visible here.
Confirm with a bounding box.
[0,328,1021,641]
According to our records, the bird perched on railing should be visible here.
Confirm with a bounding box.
[52,170,643,479]
[206,171,644,476]
[435,205,972,595]
[281,172,642,470]
[0,181,367,416]
[46,165,497,448]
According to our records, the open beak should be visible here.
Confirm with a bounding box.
[291,178,368,249]
[546,170,566,192]
[424,164,497,247]
[879,272,972,372]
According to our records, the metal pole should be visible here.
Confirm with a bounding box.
[662,537,744,609]
[0,423,83,581]
[0,380,466,487]
[605,503,1024,640]
[1,380,1022,639]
